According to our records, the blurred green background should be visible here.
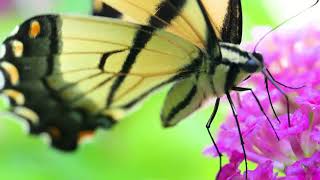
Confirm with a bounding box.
[0,0,314,179]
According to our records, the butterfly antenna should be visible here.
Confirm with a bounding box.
[253,0,319,52]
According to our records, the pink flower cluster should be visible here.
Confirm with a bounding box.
[205,24,320,179]
[0,0,12,13]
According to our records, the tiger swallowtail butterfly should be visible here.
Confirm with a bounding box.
[2,0,313,178]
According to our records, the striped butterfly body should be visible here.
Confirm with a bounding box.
[0,1,270,176]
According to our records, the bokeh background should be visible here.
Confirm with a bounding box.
[0,0,318,179]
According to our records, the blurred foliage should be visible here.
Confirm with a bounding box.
[0,0,280,179]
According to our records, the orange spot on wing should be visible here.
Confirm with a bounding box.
[78,130,94,142]
[48,127,61,139]
[29,21,41,38]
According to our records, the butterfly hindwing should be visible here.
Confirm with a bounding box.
[161,74,206,127]
[0,15,117,150]
[0,14,202,150]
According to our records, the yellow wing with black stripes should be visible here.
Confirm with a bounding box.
[90,0,242,127]
[0,0,243,151]
[0,14,202,150]
[49,15,202,116]
[161,74,208,127]
[92,0,242,44]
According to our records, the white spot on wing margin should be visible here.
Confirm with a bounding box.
[10,25,20,36]
[0,44,6,59]
[0,70,5,90]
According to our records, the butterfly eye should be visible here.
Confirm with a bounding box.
[29,20,41,38]
[253,52,263,63]
[242,59,259,73]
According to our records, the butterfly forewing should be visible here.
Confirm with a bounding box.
[94,0,242,45]
[54,15,201,108]
[96,0,215,49]
[202,0,242,43]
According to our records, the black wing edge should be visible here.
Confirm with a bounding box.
[92,0,123,18]
[221,0,242,44]
[0,15,117,151]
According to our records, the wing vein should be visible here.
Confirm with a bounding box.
[167,1,205,46]
[113,76,144,102]
[121,0,195,40]
[69,75,116,105]
[51,68,193,78]
[56,71,104,92]
[63,36,192,58]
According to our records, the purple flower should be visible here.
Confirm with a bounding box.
[205,24,320,179]
[217,151,277,180]
[282,152,320,179]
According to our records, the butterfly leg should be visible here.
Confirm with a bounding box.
[262,69,291,126]
[264,78,281,123]
[205,97,222,179]
[236,92,242,108]
[232,86,279,140]
[225,92,248,179]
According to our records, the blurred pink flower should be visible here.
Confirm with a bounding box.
[205,24,320,179]
[14,0,53,16]
[0,0,53,16]
[281,152,320,179]
[0,0,12,13]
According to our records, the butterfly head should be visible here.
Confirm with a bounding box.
[240,52,264,73]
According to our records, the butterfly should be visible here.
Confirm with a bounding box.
[0,0,293,178]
